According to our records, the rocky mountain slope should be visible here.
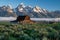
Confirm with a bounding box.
[0,3,60,18]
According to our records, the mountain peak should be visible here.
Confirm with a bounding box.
[20,3,24,5]
[8,4,13,9]
[33,6,42,13]
[35,6,41,9]
[28,5,32,8]
[32,6,48,13]
[19,3,25,8]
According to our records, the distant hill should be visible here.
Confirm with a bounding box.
[0,3,60,18]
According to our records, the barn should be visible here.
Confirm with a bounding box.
[16,15,34,24]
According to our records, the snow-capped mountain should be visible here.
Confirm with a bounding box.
[33,6,46,13]
[16,3,48,13]
[0,5,16,17]
[15,3,50,18]
[25,5,33,13]
[17,3,25,12]
[0,3,60,18]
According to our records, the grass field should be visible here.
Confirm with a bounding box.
[0,21,60,40]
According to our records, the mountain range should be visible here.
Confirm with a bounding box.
[0,3,60,18]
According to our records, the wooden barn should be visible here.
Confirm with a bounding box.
[16,15,34,24]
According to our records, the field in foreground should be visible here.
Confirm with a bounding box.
[0,22,60,40]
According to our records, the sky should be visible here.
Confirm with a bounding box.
[0,0,60,11]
